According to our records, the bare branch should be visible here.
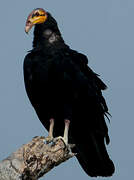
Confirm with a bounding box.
[0,136,75,180]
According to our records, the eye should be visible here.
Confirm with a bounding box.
[35,12,40,16]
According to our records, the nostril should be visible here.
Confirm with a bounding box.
[27,20,31,25]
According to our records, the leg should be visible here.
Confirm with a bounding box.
[63,119,70,145]
[63,120,75,149]
[52,119,75,155]
[54,119,70,145]
[48,118,54,138]
[45,118,54,143]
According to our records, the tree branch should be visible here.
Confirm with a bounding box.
[0,136,75,180]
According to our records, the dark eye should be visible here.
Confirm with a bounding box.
[35,12,40,16]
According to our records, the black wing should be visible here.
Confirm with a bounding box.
[23,53,35,106]
[67,49,115,177]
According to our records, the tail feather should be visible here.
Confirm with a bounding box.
[75,133,115,177]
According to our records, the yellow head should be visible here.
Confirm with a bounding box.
[25,8,48,33]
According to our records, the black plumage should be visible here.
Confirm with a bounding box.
[24,9,115,177]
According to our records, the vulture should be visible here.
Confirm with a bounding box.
[24,8,115,177]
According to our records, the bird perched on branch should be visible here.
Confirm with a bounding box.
[24,8,115,177]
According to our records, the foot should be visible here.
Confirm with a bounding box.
[45,135,54,144]
[53,119,70,146]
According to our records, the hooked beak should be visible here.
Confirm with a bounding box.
[25,8,48,34]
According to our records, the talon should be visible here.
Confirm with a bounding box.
[45,136,54,144]
[53,119,70,146]
[53,136,64,143]
[69,144,75,148]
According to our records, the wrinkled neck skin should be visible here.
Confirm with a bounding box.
[32,16,68,53]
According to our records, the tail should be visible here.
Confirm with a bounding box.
[75,133,115,177]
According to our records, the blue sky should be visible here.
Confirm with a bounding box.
[0,0,134,179]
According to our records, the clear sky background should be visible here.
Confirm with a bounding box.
[0,0,133,179]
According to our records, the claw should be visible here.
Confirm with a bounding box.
[45,136,54,144]
[69,144,75,148]
[49,119,75,156]
[53,119,70,146]
[53,136,65,143]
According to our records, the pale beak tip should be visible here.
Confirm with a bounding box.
[25,26,30,34]
[25,31,28,34]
